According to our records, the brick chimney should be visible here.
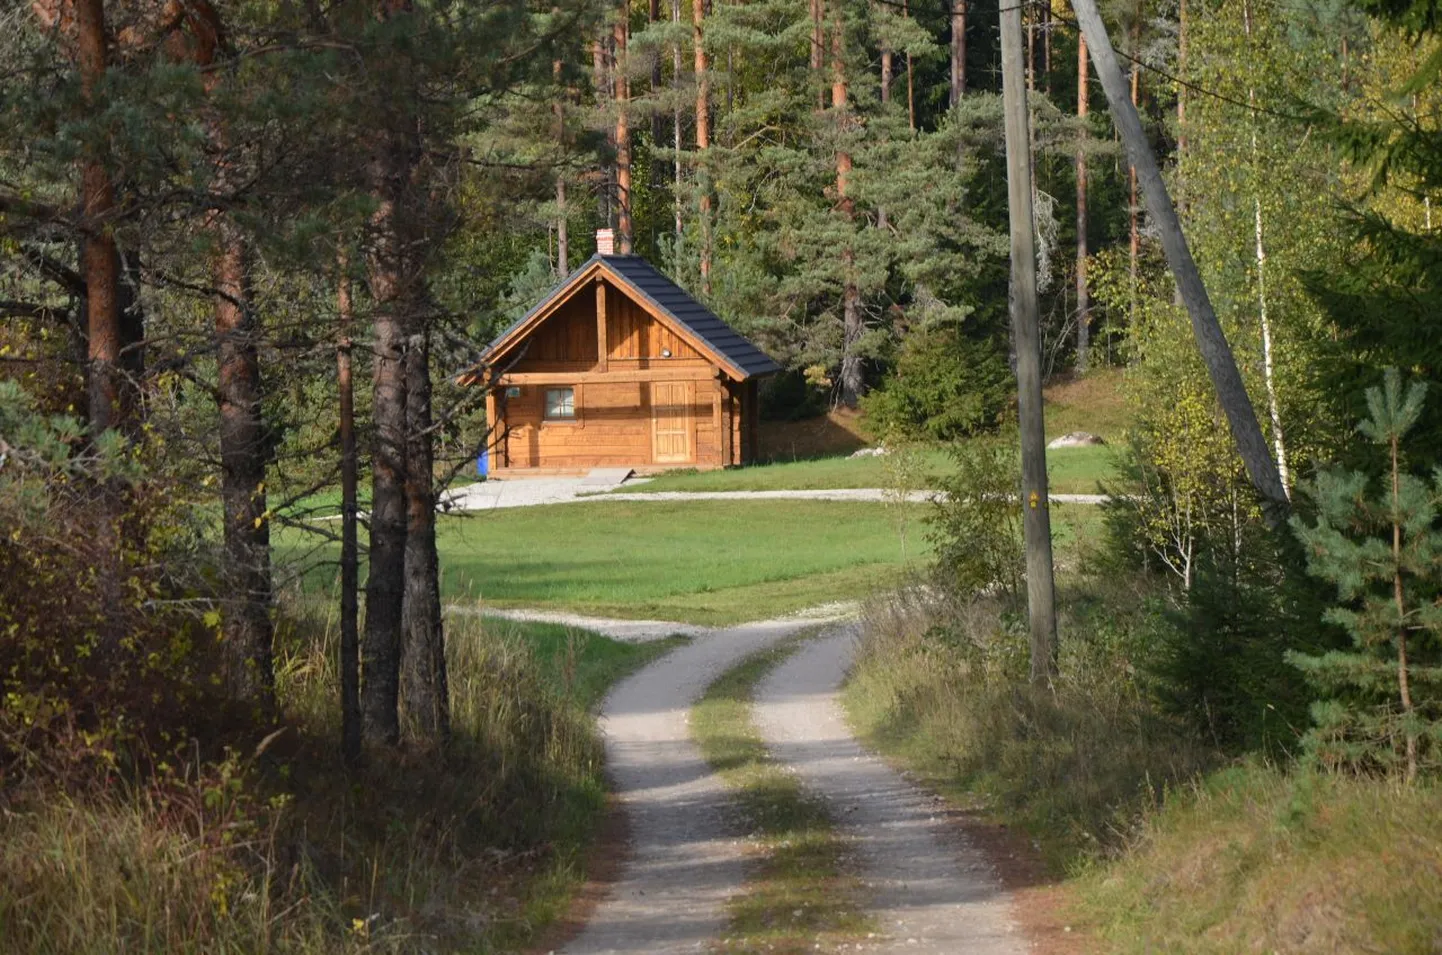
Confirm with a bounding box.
[595,228,615,256]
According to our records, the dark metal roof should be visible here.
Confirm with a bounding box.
[485,253,781,380]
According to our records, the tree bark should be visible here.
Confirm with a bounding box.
[831,0,863,407]
[1075,31,1091,373]
[179,0,275,707]
[1072,0,1290,525]
[615,4,633,252]
[949,0,966,106]
[74,0,124,436]
[213,207,274,706]
[1000,0,1059,684]
[362,147,411,748]
[1242,0,1289,496]
[554,58,570,277]
[810,0,825,109]
[337,250,361,764]
[694,0,713,294]
[904,0,915,130]
[1127,17,1140,315]
[672,0,683,245]
[650,0,665,196]
[400,327,448,744]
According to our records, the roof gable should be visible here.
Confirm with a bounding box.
[483,255,780,380]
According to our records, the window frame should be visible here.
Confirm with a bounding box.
[542,386,579,423]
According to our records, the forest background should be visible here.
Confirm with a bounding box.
[0,0,1439,946]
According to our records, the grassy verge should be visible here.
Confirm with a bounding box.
[1075,764,1442,953]
[692,635,871,954]
[621,444,1115,495]
[0,609,682,954]
[280,499,930,625]
[841,579,1442,951]
[841,582,1212,871]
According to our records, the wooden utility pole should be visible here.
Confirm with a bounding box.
[1071,0,1290,526]
[999,0,1058,684]
[1075,29,1090,373]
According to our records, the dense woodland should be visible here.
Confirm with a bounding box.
[1,0,1440,945]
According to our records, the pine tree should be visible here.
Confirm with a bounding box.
[1290,369,1442,781]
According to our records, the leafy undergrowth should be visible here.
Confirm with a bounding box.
[1075,764,1442,953]
[0,608,681,954]
[841,583,1213,870]
[692,635,872,954]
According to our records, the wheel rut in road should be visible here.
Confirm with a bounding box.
[752,626,1026,954]
[560,617,822,955]
[562,618,1025,954]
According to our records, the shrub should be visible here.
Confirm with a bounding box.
[0,605,609,954]
[860,323,1012,442]
[927,432,1024,600]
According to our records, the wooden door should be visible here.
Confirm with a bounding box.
[651,381,693,464]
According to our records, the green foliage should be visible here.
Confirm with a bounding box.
[843,582,1214,868]
[1289,369,1442,777]
[926,433,1023,600]
[1076,763,1442,953]
[860,322,1012,442]
[0,610,651,953]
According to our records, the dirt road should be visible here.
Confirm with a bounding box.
[755,627,1024,953]
[560,619,1026,954]
[560,617,823,954]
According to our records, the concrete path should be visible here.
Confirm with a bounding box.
[441,477,1106,512]
[754,626,1025,954]
[450,603,857,644]
[560,616,830,954]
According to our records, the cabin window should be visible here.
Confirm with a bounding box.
[544,387,576,421]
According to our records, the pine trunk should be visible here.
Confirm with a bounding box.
[650,0,665,197]
[337,253,362,764]
[192,15,275,707]
[401,328,449,744]
[214,212,274,706]
[694,0,713,294]
[554,58,570,277]
[615,6,633,252]
[949,0,966,105]
[905,0,915,130]
[832,0,863,407]
[673,0,684,244]
[362,144,411,748]
[76,0,123,437]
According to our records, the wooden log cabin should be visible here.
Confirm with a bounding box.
[477,231,780,473]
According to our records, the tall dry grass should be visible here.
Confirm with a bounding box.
[1077,763,1442,952]
[0,605,606,953]
[843,581,1214,866]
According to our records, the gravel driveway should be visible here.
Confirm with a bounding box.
[557,617,1026,954]
[560,616,832,954]
[754,626,1026,954]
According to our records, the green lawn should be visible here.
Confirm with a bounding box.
[621,443,1118,495]
[475,617,688,708]
[281,499,931,626]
